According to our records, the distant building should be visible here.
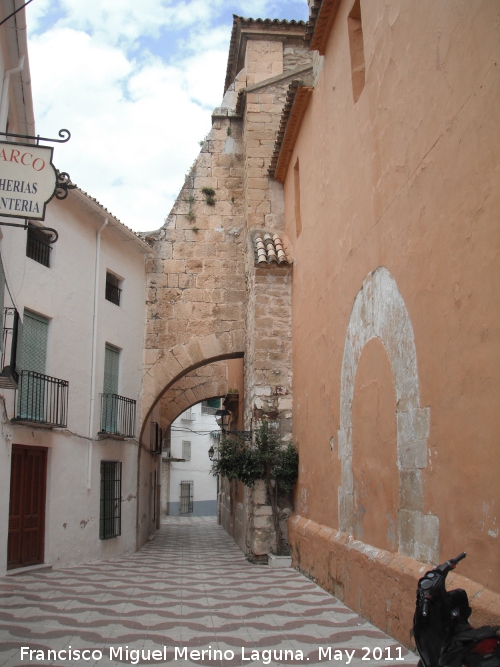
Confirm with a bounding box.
[161,400,220,517]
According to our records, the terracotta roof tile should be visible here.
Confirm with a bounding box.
[305,0,342,54]
[253,232,291,266]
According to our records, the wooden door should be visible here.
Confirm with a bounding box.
[8,446,47,570]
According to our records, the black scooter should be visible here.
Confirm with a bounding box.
[413,552,500,667]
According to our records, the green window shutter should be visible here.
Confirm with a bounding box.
[104,344,120,394]
[207,397,221,409]
[21,311,48,374]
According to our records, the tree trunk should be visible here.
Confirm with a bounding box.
[265,462,282,555]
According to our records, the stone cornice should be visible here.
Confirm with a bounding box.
[268,80,314,183]
[224,15,307,94]
[235,64,313,117]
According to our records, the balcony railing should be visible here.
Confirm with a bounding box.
[201,405,218,415]
[14,370,68,427]
[0,307,21,389]
[181,408,195,421]
[100,393,136,438]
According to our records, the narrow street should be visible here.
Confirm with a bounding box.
[0,518,418,667]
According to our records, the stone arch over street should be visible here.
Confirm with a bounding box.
[156,359,229,432]
[140,351,243,443]
[338,266,438,563]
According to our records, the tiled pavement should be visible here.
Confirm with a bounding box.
[0,517,419,667]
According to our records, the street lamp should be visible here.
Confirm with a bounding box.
[208,445,215,460]
[215,409,230,429]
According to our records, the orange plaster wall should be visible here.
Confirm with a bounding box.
[289,516,500,649]
[284,0,500,603]
[352,338,398,553]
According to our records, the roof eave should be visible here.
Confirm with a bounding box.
[268,80,314,183]
[69,188,157,255]
[306,0,343,55]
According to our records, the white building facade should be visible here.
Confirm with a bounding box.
[0,187,154,574]
[0,1,156,574]
[161,401,219,517]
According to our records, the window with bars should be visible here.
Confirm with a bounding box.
[26,226,51,267]
[180,481,193,514]
[100,461,122,539]
[105,272,122,306]
[182,440,191,461]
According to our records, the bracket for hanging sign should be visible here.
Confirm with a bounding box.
[0,129,75,227]
[0,128,71,145]
[0,220,58,243]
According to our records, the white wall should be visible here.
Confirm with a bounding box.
[0,191,150,573]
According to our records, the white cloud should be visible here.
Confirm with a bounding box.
[28,24,227,231]
[26,1,308,231]
[31,0,228,47]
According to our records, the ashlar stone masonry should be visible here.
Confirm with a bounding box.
[142,17,312,557]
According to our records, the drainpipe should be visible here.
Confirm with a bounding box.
[0,55,25,132]
[87,217,108,490]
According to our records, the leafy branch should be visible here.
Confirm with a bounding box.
[211,422,298,554]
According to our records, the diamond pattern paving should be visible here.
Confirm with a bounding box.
[0,517,419,667]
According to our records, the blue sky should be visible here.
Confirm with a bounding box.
[26,1,309,231]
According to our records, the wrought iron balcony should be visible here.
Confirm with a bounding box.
[181,408,195,421]
[100,393,136,438]
[0,307,21,389]
[14,370,68,428]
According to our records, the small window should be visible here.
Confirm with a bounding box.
[26,226,51,267]
[182,440,191,461]
[294,157,302,238]
[180,480,193,514]
[348,0,366,103]
[105,272,121,306]
[100,461,122,539]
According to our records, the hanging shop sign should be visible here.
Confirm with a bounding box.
[0,141,57,221]
[0,129,75,223]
